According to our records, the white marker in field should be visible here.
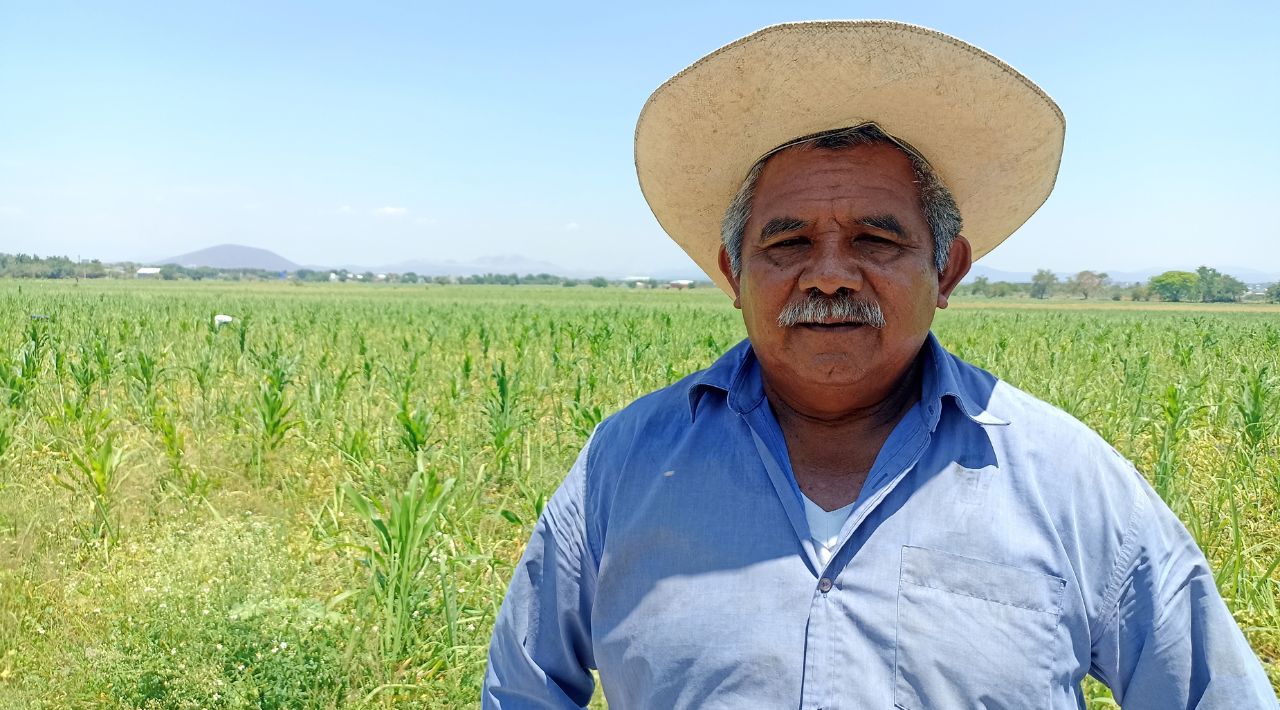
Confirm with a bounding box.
[214,314,234,327]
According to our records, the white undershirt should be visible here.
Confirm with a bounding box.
[801,493,857,567]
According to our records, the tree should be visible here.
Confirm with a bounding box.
[1030,269,1057,299]
[1148,271,1199,302]
[989,281,1014,298]
[1216,274,1246,303]
[1195,266,1221,302]
[1194,266,1245,302]
[589,277,609,288]
[1128,284,1152,302]
[970,275,990,297]
[1069,270,1109,299]
[1266,283,1280,303]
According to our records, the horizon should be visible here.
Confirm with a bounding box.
[2,2,1278,275]
[6,242,1279,285]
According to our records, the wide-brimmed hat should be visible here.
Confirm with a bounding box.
[634,20,1065,295]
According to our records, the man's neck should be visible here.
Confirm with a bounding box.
[760,352,924,511]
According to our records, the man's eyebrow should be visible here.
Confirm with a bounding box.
[856,214,905,237]
[758,217,810,241]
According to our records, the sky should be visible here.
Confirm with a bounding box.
[1,1,1277,277]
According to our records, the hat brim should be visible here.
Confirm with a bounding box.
[634,20,1065,295]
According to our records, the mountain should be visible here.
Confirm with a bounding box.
[161,244,300,271]
[962,265,1036,284]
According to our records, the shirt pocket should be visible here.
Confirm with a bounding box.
[894,545,1066,710]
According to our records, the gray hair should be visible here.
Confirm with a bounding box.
[720,125,962,275]
[776,290,886,329]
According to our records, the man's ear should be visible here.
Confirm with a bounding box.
[718,245,743,309]
[936,236,972,309]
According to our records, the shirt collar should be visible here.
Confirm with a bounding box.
[686,333,1010,429]
[685,339,757,420]
[919,332,1010,430]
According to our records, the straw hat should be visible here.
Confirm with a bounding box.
[634,20,1065,295]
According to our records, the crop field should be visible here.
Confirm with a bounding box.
[0,280,1276,707]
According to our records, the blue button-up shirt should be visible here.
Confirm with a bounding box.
[484,335,1277,708]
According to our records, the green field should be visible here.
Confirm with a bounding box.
[0,281,1276,707]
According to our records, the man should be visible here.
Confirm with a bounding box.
[484,21,1278,708]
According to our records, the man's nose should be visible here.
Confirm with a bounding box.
[798,240,864,295]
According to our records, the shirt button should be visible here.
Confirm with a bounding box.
[818,577,833,593]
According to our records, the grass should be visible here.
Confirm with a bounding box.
[0,279,1275,706]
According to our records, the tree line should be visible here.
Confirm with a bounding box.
[0,254,617,287]
[0,253,108,279]
[293,270,612,287]
[959,266,1280,303]
[2,253,1276,302]
[0,255,284,281]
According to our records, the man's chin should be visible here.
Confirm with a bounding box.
[795,352,872,385]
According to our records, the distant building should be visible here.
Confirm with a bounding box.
[135,267,162,278]
[669,279,695,290]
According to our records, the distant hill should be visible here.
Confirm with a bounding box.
[334,254,707,281]
[161,244,300,271]
[962,265,1036,284]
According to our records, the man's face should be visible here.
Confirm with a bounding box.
[719,142,970,408]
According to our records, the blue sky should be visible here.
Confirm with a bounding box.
[1,1,1277,276]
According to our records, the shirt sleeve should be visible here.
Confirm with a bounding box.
[483,435,599,709]
[1090,474,1278,708]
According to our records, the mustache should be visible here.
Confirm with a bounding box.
[776,291,886,329]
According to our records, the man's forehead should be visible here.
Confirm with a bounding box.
[750,144,923,207]
[745,143,929,239]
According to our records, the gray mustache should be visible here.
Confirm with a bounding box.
[776,292,886,328]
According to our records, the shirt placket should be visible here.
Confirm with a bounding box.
[747,411,931,710]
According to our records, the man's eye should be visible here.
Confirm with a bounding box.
[856,235,901,249]
[772,238,806,248]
